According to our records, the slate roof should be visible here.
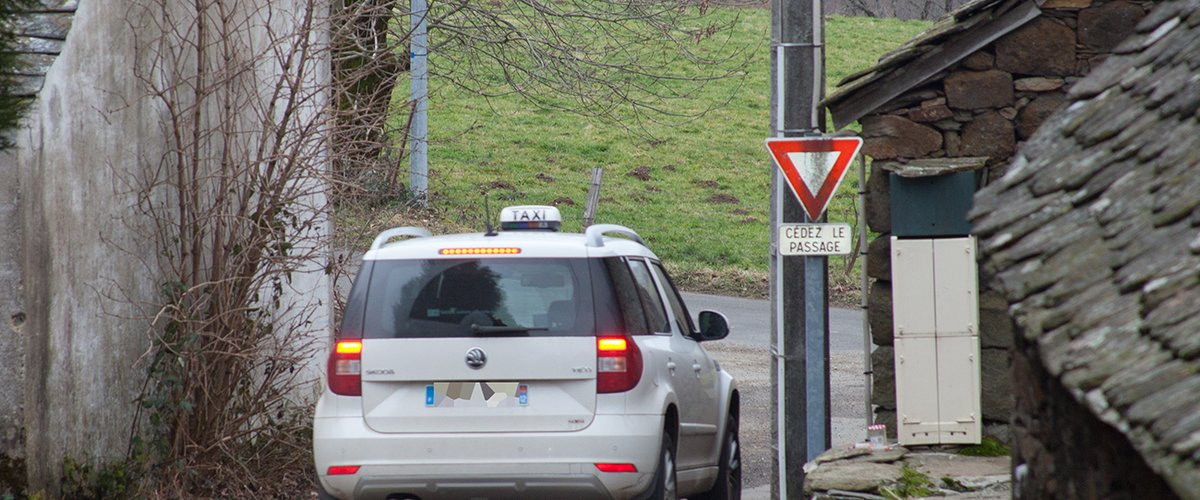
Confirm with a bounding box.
[6,0,77,97]
[970,1,1200,496]
[822,0,1043,129]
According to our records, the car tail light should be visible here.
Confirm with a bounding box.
[327,465,360,475]
[596,335,642,393]
[594,463,638,473]
[327,339,362,396]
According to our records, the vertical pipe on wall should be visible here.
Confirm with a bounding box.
[858,151,872,429]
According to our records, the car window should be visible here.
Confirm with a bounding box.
[361,258,596,338]
[627,258,670,333]
[651,262,695,335]
[603,258,650,335]
[337,260,373,338]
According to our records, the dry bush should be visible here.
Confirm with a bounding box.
[119,0,333,494]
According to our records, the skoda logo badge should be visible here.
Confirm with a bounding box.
[465,347,487,369]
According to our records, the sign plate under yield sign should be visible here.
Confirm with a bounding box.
[778,223,852,256]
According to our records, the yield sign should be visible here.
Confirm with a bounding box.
[765,137,863,221]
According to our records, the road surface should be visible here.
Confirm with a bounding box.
[682,292,866,352]
[683,292,869,491]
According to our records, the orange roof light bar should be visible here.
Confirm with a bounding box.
[438,247,522,255]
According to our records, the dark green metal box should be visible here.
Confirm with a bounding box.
[889,171,975,237]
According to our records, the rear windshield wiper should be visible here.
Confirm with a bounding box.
[469,324,549,335]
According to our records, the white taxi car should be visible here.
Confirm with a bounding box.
[314,206,740,500]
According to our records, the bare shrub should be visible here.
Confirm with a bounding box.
[122,0,332,494]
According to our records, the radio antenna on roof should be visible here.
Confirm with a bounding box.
[484,193,497,236]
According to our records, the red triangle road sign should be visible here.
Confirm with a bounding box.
[765,137,863,221]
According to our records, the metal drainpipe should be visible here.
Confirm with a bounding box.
[858,152,873,429]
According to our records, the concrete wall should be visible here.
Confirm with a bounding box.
[13,1,162,487]
[0,0,332,491]
[0,149,25,490]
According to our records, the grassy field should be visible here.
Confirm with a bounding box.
[369,9,928,301]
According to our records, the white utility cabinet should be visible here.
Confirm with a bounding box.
[891,236,981,446]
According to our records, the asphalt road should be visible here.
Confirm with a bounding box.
[682,292,867,352]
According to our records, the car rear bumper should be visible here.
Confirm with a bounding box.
[314,404,664,500]
[353,474,611,500]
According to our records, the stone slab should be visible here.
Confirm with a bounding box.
[1079,2,1145,52]
[960,110,1016,160]
[906,453,1010,478]
[869,280,893,347]
[805,462,904,494]
[995,18,1077,76]
[861,114,943,160]
[866,163,891,234]
[1014,77,1065,93]
[1042,0,1091,8]
[945,70,1014,110]
[878,157,990,178]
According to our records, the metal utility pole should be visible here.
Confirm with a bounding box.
[409,0,429,207]
[769,0,827,497]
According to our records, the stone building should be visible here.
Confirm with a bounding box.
[0,0,332,492]
[822,0,1155,438]
[971,0,1200,496]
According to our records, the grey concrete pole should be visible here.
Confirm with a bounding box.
[409,0,428,207]
[769,0,826,497]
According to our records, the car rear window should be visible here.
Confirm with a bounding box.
[359,258,598,338]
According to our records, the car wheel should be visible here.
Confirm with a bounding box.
[693,414,741,500]
[644,432,677,500]
[316,477,337,500]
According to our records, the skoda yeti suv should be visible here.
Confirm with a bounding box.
[313,206,740,500]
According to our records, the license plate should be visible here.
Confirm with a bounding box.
[425,382,529,408]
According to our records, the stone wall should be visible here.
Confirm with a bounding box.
[1010,325,1178,499]
[861,0,1153,438]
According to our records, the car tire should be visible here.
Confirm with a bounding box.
[693,413,741,500]
[643,432,677,500]
[316,477,337,500]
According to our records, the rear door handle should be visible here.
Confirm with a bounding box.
[667,360,677,374]
[692,363,703,375]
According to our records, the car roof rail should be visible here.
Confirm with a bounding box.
[370,227,432,251]
[585,224,646,248]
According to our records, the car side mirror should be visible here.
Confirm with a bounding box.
[696,310,730,341]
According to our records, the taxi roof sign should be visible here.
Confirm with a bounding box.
[765,137,863,221]
[500,205,562,231]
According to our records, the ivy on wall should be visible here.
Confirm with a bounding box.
[0,0,34,150]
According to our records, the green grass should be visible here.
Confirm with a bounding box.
[397,9,928,298]
[959,435,1011,457]
[879,465,937,499]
